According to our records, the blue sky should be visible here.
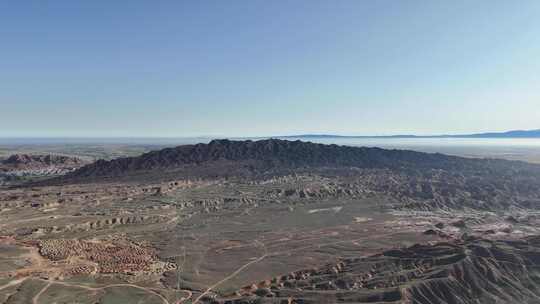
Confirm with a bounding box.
[1,1,539,137]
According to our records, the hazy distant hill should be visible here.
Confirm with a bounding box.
[1,154,83,171]
[460,129,540,138]
[287,129,540,139]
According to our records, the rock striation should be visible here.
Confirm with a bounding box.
[0,154,86,185]
[221,237,540,304]
[1,154,83,169]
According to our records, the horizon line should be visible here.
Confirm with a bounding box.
[0,128,539,141]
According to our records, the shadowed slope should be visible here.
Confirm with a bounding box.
[61,139,540,181]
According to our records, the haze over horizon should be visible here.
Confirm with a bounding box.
[1,128,540,140]
[2,1,540,137]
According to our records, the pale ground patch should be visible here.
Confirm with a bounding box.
[308,206,343,214]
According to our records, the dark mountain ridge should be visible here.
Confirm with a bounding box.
[62,139,540,183]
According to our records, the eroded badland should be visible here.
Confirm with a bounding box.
[2,139,540,304]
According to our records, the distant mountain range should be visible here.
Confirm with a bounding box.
[285,129,540,139]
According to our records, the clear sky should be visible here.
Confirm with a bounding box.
[1,1,539,137]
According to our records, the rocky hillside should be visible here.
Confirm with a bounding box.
[224,236,540,304]
[63,139,540,180]
[1,154,83,170]
[0,154,85,185]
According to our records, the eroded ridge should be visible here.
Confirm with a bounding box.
[218,237,540,304]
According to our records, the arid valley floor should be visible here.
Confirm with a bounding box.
[2,139,540,304]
